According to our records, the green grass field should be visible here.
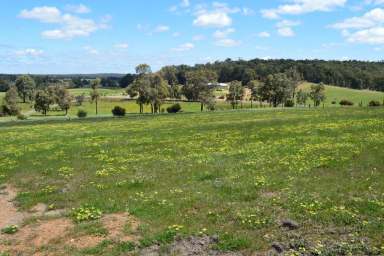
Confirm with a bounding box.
[0,108,383,255]
[299,82,384,106]
[68,88,126,97]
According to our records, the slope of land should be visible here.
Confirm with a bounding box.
[299,82,384,106]
[0,108,383,255]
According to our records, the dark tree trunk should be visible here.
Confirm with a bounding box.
[201,103,203,112]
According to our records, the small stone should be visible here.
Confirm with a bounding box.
[281,219,299,230]
[272,242,284,253]
[211,235,219,243]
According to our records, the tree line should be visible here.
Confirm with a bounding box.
[158,59,384,92]
[1,58,384,93]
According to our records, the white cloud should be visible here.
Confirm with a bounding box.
[15,48,44,57]
[262,0,347,19]
[276,20,300,37]
[345,27,384,44]
[332,8,384,44]
[193,12,232,27]
[258,31,271,38]
[172,42,195,52]
[154,25,170,32]
[19,6,61,23]
[172,32,181,37]
[19,6,109,40]
[331,8,384,29]
[65,4,91,14]
[215,38,241,47]
[114,43,129,49]
[213,28,235,39]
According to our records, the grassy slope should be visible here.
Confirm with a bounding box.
[299,82,384,106]
[0,108,383,255]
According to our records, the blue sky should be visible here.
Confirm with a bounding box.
[1,0,384,74]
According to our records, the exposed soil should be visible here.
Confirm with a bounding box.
[0,184,140,255]
[0,185,26,228]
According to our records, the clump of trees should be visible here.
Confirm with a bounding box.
[34,85,73,115]
[127,64,170,114]
[2,85,20,116]
[309,83,326,107]
[15,75,36,103]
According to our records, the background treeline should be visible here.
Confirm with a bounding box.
[1,59,384,92]
[171,59,384,91]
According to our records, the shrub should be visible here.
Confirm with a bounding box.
[77,109,87,118]
[112,106,126,116]
[71,206,102,223]
[166,103,182,113]
[284,100,295,108]
[17,113,28,120]
[339,100,354,106]
[331,101,337,105]
[368,100,381,107]
[1,225,18,234]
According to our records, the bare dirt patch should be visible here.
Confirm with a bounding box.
[0,185,26,228]
[0,184,140,254]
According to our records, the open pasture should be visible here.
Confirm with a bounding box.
[299,83,384,106]
[0,108,383,255]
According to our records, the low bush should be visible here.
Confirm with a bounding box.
[77,109,87,118]
[331,101,337,105]
[285,100,295,108]
[17,113,28,120]
[112,106,126,116]
[339,100,354,106]
[166,103,182,113]
[1,225,18,234]
[368,100,381,107]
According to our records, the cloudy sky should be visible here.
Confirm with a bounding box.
[1,0,384,74]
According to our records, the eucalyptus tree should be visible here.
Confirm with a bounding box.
[90,78,101,115]
[15,75,36,103]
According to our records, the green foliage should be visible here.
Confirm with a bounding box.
[227,81,244,109]
[285,99,295,107]
[77,109,87,118]
[310,83,326,107]
[166,103,182,113]
[340,99,354,106]
[111,106,126,116]
[215,234,250,251]
[2,85,20,116]
[135,64,152,75]
[296,89,308,106]
[15,75,35,103]
[34,89,54,115]
[1,225,18,234]
[71,206,102,223]
[368,100,381,107]
[127,69,169,114]
[16,113,28,120]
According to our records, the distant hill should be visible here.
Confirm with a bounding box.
[299,82,384,106]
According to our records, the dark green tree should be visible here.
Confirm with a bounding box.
[15,75,36,103]
[3,85,20,115]
[34,90,53,115]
